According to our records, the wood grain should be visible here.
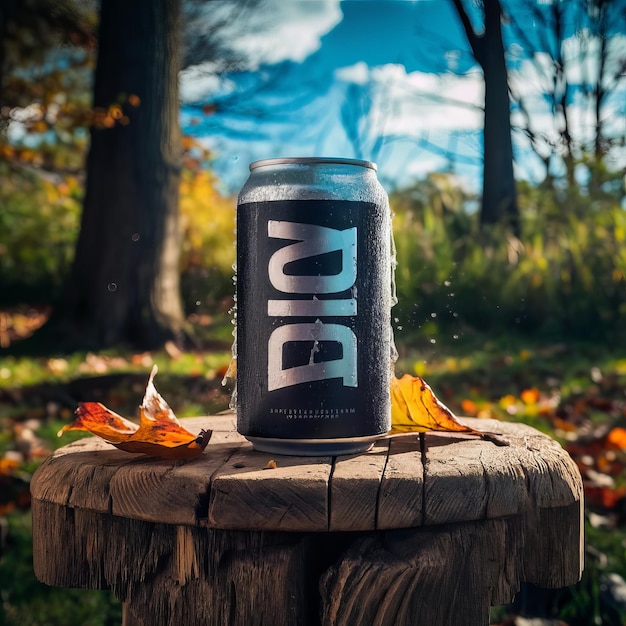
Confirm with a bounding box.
[209,445,332,531]
[319,518,527,626]
[31,414,583,532]
[31,413,584,626]
[376,434,423,529]
[329,440,390,531]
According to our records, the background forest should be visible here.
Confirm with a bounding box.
[1,0,626,624]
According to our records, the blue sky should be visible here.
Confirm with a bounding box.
[179,0,626,196]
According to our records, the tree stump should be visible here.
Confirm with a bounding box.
[30,414,583,626]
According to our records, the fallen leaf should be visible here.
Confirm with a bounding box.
[265,459,278,470]
[460,398,478,415]
[607,427,626,450]
[58,403,137,443]
[391,374,474,434]
[520,387,541,405]
[58,365,212,459]
[390,374,509,446]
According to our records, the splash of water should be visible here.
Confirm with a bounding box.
[222,264,238,411]
[389,215,399,375]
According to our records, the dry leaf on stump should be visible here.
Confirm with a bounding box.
[58,365,212,459]
[390,374,509,446]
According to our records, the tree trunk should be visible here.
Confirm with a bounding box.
[50,0,186,350]
[452,0,519,235]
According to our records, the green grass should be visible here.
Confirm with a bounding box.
[0,510,122,626]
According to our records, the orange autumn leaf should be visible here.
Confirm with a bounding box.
[461,398,478,415]
[59,403,138,443]
[58,366,211,459]
[520,388,541,405]
[606,427,626,450]
[390,374,474,434]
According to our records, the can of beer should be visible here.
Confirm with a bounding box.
[236,157,391,455]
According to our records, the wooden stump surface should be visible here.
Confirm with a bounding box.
[30,413,585,626]
[31,413,582,533]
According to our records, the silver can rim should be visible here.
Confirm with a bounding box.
[249,156,377,172]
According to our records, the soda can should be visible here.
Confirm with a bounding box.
[235,157,392,455]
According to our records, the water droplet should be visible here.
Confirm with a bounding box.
[453,334,459,340]
[131,233,140,242]
[429,338,436,344]
[393,317,400,323]
[195,300,201,306]
[444,280,451,287]
[107,282,117,292]
[430,312,437,318]
[397,325,403,331]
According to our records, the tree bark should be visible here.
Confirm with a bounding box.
[452,0,519,235]
[50,0,186,350]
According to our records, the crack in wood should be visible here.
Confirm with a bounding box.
[327,456,337,532]
[419,433,426,526]
[374,440,391,530]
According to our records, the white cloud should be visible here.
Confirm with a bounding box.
[232,0,343,66]
[179,63,237,103]
[334,62,484,139]
[335,61,370,85]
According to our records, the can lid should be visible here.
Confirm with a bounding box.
[249,157,377,172]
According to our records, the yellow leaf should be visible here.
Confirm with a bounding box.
[390,374,473,434]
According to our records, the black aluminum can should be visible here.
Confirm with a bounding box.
[236,157,391,455]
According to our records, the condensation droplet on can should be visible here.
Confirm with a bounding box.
[107,282,117,292]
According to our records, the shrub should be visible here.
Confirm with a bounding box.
[0,162,82,304]
[178,168,235,312]
[390,171,626,339]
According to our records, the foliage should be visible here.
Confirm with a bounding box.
[391,169,626,339]
[0,0,96,173]
[179,167,236,311]
[3,162,625,341]
[0,163,82,304]
[0,158,236,311]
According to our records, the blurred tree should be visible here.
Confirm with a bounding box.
[183,0,264,71]
[0,0,96,172]
[452,0,520,236]
[505,0,626,194]
[48,0,187,350]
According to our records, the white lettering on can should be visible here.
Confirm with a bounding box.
[266,220,358,390]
